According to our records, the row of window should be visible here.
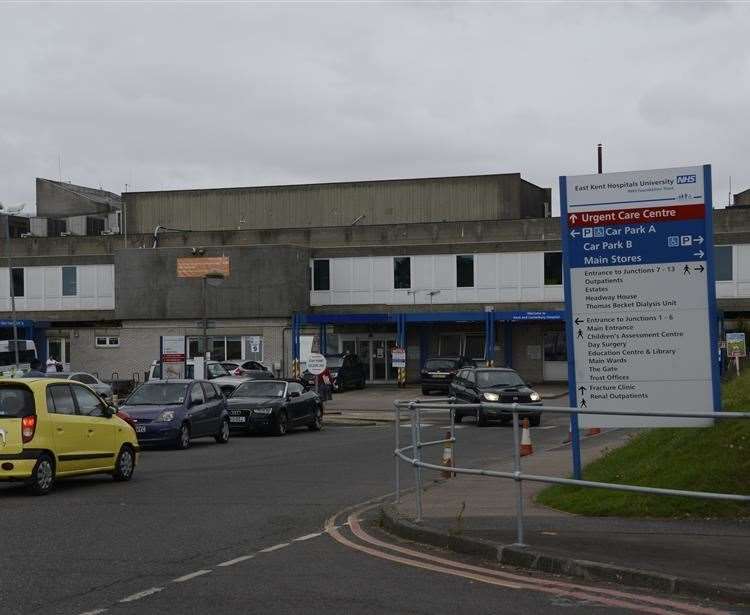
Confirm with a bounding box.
[312,246,735,291]
[9,266,78,297]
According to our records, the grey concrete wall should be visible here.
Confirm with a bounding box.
[124,173,546,234]
[114,245,311,320]
[36,178,119,218]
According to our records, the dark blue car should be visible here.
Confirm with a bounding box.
[120,380,230,449]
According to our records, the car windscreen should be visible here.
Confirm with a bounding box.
[424,359,459,371]
[476,371,525,388]
[42,374,70,379]
[0,385,35,417]
[126,383,188,405]
[207,363,229,378]
[325,356,344,368]
[231,382,286,398]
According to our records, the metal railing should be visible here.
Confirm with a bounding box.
[393,399,750,546]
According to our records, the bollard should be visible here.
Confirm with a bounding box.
[394,402,400,504]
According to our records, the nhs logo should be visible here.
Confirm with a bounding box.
[676,174,697,184]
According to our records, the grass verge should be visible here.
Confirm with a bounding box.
[535,371,750,518]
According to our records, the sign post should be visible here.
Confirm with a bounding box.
[160,335,187,380]
[726,332,746,376]
[307,353,327,397]
[561,165,719,477]
[392,347,406,387]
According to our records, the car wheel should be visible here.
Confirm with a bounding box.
[273,411,288,436]
[28,453,55,496]
[309,406,323,431]
[113,445,135,482]
[214,418,230,444]
[477,410,488,427]
[176,423,191,449]
[529,415,542,428]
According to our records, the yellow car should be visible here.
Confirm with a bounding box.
[0,378,139,495]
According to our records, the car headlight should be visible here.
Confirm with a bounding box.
[529,391,541,402]
[253,408,274,415]
[157,410,175,422]
[482,392,500,402]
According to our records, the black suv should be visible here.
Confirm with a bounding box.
[420,356,476,395]
[449,367,542,426]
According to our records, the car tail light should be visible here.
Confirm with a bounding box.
[117,410,137,431]
[21,415,37,443]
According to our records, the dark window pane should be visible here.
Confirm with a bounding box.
[86,217,105,236]
[11,268,24,297]
[313,260,330,291]
[226,337,242,360]
[456,255,474,288]
[0,385,35,417]
[393,257,411,289]
[715,246,732,282]
[49,385,76,415]
[72,385,104,416]
[544,252,563,285]
[464,336,485,359]
[543,330,567,361]
[62,266,77,296]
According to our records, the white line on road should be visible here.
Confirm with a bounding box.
[293,532,322,542]
[259,542,290,553]
[217,554,255,567]
[78,609,108,615]
[119,587,164,602]
[172,569,212,583]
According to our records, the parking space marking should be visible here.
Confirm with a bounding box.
[293,532,323,542]
[172,569,212,583]
[78,609,107,615]
[217,554,255,567]
[259,542,290,553]
[119,587,164,602]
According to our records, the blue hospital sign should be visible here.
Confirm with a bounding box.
[560,165,720,427]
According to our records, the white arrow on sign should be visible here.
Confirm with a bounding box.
[694,236,704,245]
[570,230,581,238]
[569,214,578,223]
[693,250,705,258]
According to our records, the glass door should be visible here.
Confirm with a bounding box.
[357,340,372,382]
[47,337,71,371]
[372,339,387,381]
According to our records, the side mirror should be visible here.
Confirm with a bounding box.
[289,391,301,398]
[103,405,115,418]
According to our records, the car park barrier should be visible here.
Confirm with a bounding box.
[393,399,750,546]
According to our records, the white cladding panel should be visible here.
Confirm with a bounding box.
[0,265,115,311]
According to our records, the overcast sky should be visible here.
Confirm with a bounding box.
[1,1,748,215]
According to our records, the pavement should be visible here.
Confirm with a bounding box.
[387,418,750,604]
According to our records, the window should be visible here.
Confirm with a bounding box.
[313,259,330,291]
[48,384,76,415]
[438,335,462,356]
[189,384,204,406]
[11,268,24,297]
[188,336,244,361]
[0,386,35,417]
[96,336,119,348]
[287,382,303,396]
[72,384,105,417]
[715,246,733,282]
[456,255,474,288]
[47,218,67,236]
[544,252,563,285]
[464,335,485,360]
[544,331,567,362]
[201,382,218,401]
[62,266,77,296]
[393,257,411,289]
[71,373,97,385]
[226,336,242,361]
[86,217,105,236]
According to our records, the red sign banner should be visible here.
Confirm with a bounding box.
[568,203,705,228]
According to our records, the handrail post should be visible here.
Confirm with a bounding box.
[410,401,423,523]
[449,396,456,468]
[394,401,400,504]
[511,403,525,547]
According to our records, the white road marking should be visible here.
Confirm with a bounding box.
[293,532,322,542]
[172,569,212,583]
[534,425,557,430]
[400,423,432,428]
[259,542,289,553]
[78,609,108,615]
[119,587,164,602]
[217,554,255,567]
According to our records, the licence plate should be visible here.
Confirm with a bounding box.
[229,416,246,423]
[432,373,446,378]
[135,425,146,433]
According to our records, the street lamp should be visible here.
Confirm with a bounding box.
[1,201,26,372]
[202,271,225,362]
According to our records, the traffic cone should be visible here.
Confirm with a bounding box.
[441,430,455,478]
[520,418,533,457]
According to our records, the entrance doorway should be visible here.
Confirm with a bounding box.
[47,337,71,371]
[340,336,397,383]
